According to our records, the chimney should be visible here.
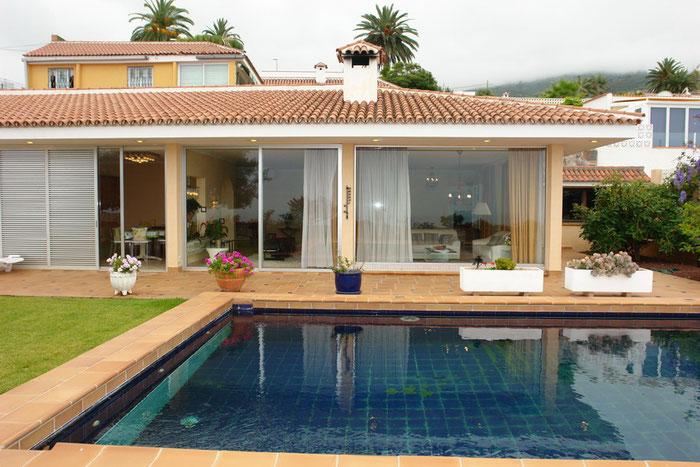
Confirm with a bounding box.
[314,62,328,84]
[336,40,386,102]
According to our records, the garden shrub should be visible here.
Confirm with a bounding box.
[494,258,516,270]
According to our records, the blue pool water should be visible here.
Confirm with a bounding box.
[97,320,700,461]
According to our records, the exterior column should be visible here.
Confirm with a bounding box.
[340,143,355,261]
[545,144,564,271]
[74,64,81,88]
[165,143,183,271]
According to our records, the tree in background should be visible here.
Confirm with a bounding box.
[646,58,699,93]
[540,79,579,98]
[578,74,610,97]
[130,0,193,41]
[201,18,244,50]
[355,4,419,67]
[475,88,493,96]
[380,63,438,91]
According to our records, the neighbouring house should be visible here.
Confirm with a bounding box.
[581,92,700,177]
[0,77,23,89]
[0,39,640,273]
[23,35,261,89]
[561,165,650,253]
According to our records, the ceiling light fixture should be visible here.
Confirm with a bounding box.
[124,151,157,164]
[251,139,257,142]
[372,138,380,142]
[591,140,598,143]
[137,140,143,143]
[483,139,491,143]
[26,141,33,144]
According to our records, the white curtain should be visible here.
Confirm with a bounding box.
[356,148,413,262]
[301,149,338,268]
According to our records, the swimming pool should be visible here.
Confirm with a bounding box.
[92,317,699,461]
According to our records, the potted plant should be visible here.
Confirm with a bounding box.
[205,251,254,292]
[460,257,543,295]
[564,251,653,296]
[203,219,229,259]
[106,253,142,296]
[330,256,364,294]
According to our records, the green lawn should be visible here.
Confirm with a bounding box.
[0,296,185,394]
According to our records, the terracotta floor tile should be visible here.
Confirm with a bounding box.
[521,460,585,467]
[0,421,38,448]
[276,452,337,467]
[213,450,277,467]
[461,458,523,467]
[399,455,460,466]
[27,442,104,466]
[150,447,218,466]
[89,445,161,467]
[338,454,399,467]
[0,402,66,424]
[0,449,44,466]
[0,394,36,416]
[584,462,646,467]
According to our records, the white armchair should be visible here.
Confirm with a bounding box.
[472,231,511,262]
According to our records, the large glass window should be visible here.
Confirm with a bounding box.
[262,149,338,269]
[669,108,686,147]
[98,148,121,266]
[185,148,259,267]
[356,148,546,264]
[650,107,667,147]
[688,108,700,146]
[562,188,595,221]
[179,64,228,86]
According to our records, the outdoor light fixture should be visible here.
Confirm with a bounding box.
[372,138,380,142]
[251,139,257,142]
[483,139,491,143]
[591,140,598,143]
[137,140,143,143]
[124,151,157,164]
[26,141,33,144]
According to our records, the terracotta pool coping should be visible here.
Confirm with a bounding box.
[0,442,697,466]
[0,292,235,450]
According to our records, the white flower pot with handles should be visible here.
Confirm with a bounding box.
[459,267,543,295]
[110,271,137,296]
[564,267,653,295]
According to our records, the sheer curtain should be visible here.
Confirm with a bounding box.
[301,149,338,268]
[508,149,541,263]
[356,148,413,262]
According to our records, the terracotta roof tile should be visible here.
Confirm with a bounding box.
[0,87,642,128]
[564,166,650,183]
[262,77,401,88]
[336,40,387,64]
[24,41,243,57]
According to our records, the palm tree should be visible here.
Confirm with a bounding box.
[645,58,698,93]
[201,18,244,50]
[130,0,194,41]
[578,74,610,97]
[354,4,419,67]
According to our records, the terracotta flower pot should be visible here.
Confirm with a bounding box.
[215,269,246,292]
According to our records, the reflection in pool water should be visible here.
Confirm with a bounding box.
[97,320,699,461]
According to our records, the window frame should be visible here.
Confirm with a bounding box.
[177,63,229,87]
[47,67,74,89]
[127,66,154,88]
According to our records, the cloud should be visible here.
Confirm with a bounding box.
[1,0,698,89]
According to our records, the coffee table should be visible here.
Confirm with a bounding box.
[424,246,456,262]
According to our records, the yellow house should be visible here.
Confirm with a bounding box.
[23,36,261,89]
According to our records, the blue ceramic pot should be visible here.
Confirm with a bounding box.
[334,271,362,294]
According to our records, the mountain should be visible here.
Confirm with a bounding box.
[487,71,647,97]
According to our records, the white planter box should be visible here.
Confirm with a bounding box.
[110,271,137,296]
[564,267,653,295]
[460,267,543,294]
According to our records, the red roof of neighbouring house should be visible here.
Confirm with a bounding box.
[0,87,643,127]
[564,166,650,183]
[262,77,401,88]
[24,41,243,57]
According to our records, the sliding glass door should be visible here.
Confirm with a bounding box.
[356,147,546,265]
[184,147,339,270]
[98,147,166,270]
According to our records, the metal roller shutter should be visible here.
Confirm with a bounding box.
[47,149,98,268]
[0,150,48,266]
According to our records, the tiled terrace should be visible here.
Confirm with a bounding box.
[1,266,699,315]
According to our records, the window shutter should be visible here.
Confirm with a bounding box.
[47,150,97,268]
[0,150,48,265]
[179,65,203,86]
[204,64,228,86]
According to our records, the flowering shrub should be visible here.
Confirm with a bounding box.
[106,253,142,274]
[671,151,699,205]
[567,252,640,277]
[205,251,255,277]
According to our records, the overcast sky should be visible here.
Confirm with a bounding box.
[1,0,698,89]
